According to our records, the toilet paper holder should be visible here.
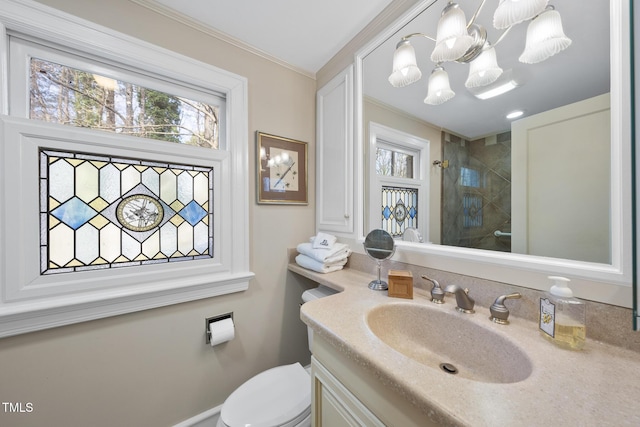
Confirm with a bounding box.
[205,312,234,344]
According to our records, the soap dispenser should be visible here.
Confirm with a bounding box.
[539,276,586,350]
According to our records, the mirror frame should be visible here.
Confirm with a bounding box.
[633,0,639,328]
[353,0,633,307]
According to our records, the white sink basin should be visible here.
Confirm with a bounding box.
[366,303,533,383]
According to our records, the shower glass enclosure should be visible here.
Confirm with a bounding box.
[440,131,512,252]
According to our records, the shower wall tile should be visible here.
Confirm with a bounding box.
[441,131,511,252]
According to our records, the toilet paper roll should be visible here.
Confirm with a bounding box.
[209,317,235,347]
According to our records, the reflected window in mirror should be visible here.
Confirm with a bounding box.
[460,167,480,188]
[382,186,418,237]
[376,147,414,178]
[369,122,430,243]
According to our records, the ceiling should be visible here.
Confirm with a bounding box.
[146,0,394,74]
[363,0,610,139]
[138,0,611,140]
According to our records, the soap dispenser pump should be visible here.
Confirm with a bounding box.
[539,276,586,350]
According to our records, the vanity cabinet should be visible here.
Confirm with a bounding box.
[315,65,354,235]
[311,357,384,427]
[311,334,435,427]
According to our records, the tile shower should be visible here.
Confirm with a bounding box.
[441,131,511,252]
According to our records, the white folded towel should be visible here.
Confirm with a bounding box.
[295,254,347,274]
[296,242,351,264]
[312,232,337,249]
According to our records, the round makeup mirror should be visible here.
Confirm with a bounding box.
[363,229,395,290]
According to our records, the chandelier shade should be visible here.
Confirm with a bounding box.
[388,40,422,87]
[519,8,572,64]
[388,1,571,106]
[430,2,474,63]
[465,45,503,88]
[493,0,549,30]
[424,67,455,105]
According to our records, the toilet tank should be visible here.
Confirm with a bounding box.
[301,285,338,351]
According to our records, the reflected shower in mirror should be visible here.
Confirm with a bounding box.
[363,0,611,264]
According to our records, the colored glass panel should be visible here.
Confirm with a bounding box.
[381,186,418,237]
[40,149,214,274]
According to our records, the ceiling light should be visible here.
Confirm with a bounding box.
[388,1,571,105]
[431,2,474,63]
[493,0,548,30]
[424,66,455,105]
[519,6,572,64]
[473,79,519,100]
[388,40,422,87]
[465,44,503,88]
[506,110,524,119]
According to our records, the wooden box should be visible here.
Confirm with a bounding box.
[388,270,413,299]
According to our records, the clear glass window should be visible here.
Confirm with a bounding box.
[30,58,220,149]
[460,166,480,187]
[376,147,414,178]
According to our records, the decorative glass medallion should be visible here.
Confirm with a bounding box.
[394,199,408,223]
[117,194,164,232]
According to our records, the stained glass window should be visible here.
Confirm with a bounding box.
[40,149,213,274]
[381,186,418,237]
[463,194,483,228]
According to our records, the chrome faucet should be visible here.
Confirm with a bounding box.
[421,275,445,304]
[444,285,475,313]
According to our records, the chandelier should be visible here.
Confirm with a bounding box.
[388,0,572,105]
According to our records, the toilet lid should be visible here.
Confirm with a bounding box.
[220,362,310,427]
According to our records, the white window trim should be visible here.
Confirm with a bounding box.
[0,0,253,337]
[368,122,429,241]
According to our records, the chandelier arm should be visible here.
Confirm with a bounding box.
[400,32,436,43]
[467,0,488,28]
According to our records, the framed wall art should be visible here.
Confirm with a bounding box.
[257,132,308,204]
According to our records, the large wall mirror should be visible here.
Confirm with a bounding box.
[355,0,633,307]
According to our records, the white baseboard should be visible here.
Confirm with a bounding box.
[173,405,221,427]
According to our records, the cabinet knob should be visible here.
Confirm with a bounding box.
[344,214,350,219]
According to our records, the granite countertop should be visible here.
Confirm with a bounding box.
[290,263,640,427]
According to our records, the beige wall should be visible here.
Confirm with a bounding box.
[512,94,611,263]
[0,1,317,426]
[364,98,442,243]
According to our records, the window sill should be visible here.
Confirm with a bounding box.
[0,270,254,338]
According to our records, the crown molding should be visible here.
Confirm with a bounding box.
[316,0,425,87]
[129,0,316,80]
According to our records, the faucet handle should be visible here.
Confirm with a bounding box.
[489,292,522,325]
[421,275,445,304]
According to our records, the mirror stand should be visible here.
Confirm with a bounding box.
[363,229,396,291]
[369,259,388,290]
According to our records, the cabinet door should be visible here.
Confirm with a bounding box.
[311,357,385,427]
[316,66,354,234]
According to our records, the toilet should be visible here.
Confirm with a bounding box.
[216,285,338,427]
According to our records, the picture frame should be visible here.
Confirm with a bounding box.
[256,131,308,205]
